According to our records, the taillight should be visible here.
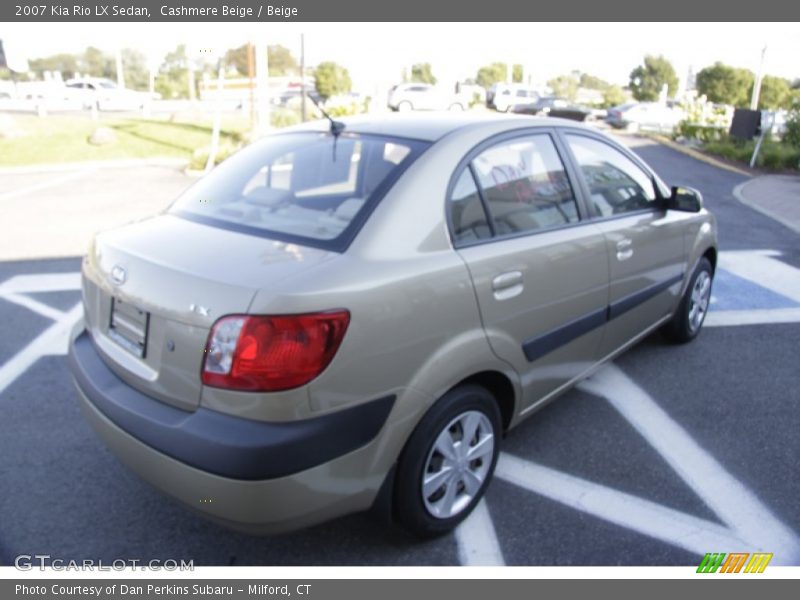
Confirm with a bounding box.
[202,311,350,392]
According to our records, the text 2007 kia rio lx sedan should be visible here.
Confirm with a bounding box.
[68,114,717,536]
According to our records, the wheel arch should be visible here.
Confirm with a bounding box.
[444,370,517,433]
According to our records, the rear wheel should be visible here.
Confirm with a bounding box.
[397,101,413,112]
[394,385,501,537]
[662,257,713,343]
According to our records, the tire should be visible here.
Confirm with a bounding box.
[662,257,713,343]
[394,384,501,537]
[448,103,465,111]
[397,101,413,112]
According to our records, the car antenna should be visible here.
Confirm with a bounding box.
[308,95,345,161]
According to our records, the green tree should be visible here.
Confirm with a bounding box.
[695,62,754,106]
[547,74,579,101]
[476,62,507,89]
[603,85,627,108]
[81,46,114,79]
[757,75,792,110]
[224,44,298,77]
[268,45,298,76]
[28,53,79,79]
[783,108,800,147]
[121,48,148,90]
[629,55,678,101]
[313,61,351,100]
[156,44,192,99]
[512,64,523,84]
[410,63,436,85]
[579,73,610,90]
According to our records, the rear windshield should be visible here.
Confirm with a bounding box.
[170,131,429,250]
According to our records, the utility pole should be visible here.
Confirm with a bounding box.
[115,46,125,88]
[750,45,767,110]
[300,33,306,122]
[205,58,225,173]
[254,40,270,135]
[247,42,255,129]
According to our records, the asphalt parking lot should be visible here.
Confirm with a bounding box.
[0,137,798,566]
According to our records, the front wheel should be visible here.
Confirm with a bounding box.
[662,257,713,343]
[394,385,501,537]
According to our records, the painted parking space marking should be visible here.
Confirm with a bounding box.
[496,454,759,556]
[455,499,505,566]
[1,264,797,565]
[578,366,800,562]
[484,365,800,565]
[710,270,799,311]
[706,249,800,327]
[717,250,800,304]
[0,273,83,396]
[0,168,96,202]
[0,272,81,295]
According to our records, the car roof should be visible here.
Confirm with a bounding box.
[288,112,587,142]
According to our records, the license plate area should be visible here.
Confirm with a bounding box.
[108,298,150,358]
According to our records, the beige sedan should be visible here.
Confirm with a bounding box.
[69,114,717,536]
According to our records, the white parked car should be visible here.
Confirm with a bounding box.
[387,83,466,112]
[606,102,684,133]
[64,77,153,111]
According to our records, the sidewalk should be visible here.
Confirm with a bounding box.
[734,176,800,235]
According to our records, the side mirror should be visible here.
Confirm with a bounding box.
[668,186,703,213]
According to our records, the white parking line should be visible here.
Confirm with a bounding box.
[0,272,81,295]
[705,307,800,327]
[0,168,96,202]
[1,292,68,321]
[455,499,505,566]
[578,365,800,564]
[719,250,800,304]
[0,303,82,397]
[496,453,760,556]
[0,273,84,397]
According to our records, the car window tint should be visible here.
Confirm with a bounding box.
[470,135,579,236]
[566,134,656,217]
[449,169,491,244]
[170,133,427,243]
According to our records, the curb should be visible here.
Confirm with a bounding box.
[643,134,753,178]
[732,178,800,235]
[0,156,189,175]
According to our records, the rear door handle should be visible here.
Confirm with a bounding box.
[492,271,523,300]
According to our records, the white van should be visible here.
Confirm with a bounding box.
[487,84,540,112]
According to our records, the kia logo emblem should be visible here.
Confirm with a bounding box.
[110,265,127,286]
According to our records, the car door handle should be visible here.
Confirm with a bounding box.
[616,239,633,261]
[492,271,524,300]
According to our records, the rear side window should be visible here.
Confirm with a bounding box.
[469,135,579,237]
[170,132,428,249]
[565,134,657,217]
[450,169,491,244]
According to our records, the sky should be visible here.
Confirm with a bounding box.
[1,21,798,91]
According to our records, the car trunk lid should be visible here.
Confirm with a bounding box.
[81,214,336,411]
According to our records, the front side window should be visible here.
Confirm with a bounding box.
[469,134,579,237]
[565,134,657,217]
[170,132,427,247]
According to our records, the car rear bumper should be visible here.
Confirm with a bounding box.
[68,329,396,532]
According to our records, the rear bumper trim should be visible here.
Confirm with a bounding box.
[68,331,395,481]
